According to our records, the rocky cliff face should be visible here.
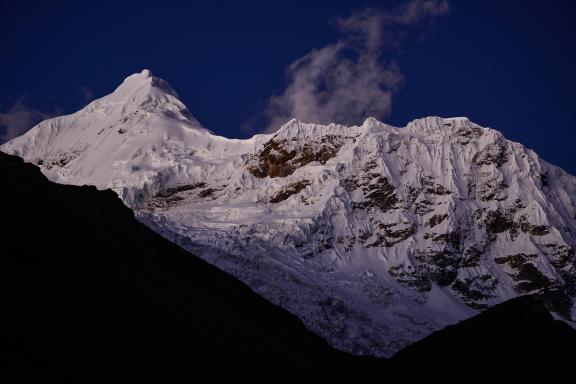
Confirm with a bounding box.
[3,71,575,357]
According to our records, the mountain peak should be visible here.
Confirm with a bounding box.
[140,68,152,77]
[117,69,154,90]
[111,69,179,101]
[124,68,153,81]
[0,70,208,194]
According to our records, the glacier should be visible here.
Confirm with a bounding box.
[3,69,576,357]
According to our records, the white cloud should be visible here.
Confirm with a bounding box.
[0,99,58,143]
[257,0,450,132]
[81,86,94,104]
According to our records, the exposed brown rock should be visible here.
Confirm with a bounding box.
[247,135,350,178]
[421,177,452,195]
[508,198,527,213]
[353,176,399,213]
[365,223,414,248]
[156,182,206,198]
[41,151,81,170]
[544,243,575,270]
[515,263,553,293]
[144,182,214,209]
[198,188,218,198]
[452,274,497,304]
[414,249,461,286]
[427,214,448,228]
[494,253,538,269]
[478,177,508,202]
[473,143,508,167]
[415,201,435,215]
[494,252,573,319]
[342,177,359,192]
[424,231,461,250]
[247,139,297,178]
[456,126,483,145]
[484,209,514,234]
[462,246,482,267]
[519,215,550,236]
[270,180,311,203]
[388,264,432,292]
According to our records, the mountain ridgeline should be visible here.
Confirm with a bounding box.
[2,70,576,358]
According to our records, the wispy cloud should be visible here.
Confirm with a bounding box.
[81,86,94,104]
[251,0,450,132]
[0,98,61,143]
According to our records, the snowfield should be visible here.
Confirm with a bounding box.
[3,70,576,357]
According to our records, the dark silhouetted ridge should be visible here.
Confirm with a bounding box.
[391,295,576,378]
[1,151,575,380]
[0,151,379,378]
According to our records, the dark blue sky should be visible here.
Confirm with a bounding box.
[1,0,575,173]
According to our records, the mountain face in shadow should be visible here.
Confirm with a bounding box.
[0,151,377,377]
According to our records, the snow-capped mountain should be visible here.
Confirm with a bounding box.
[1,70,218,204]
[3,70,576,357]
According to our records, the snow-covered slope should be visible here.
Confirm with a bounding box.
[0,70,262,205]
[3,71,576,357]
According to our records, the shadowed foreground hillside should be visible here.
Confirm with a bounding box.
[391,295,576,377]
[0,152,378,378]
[1,151,574,380]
